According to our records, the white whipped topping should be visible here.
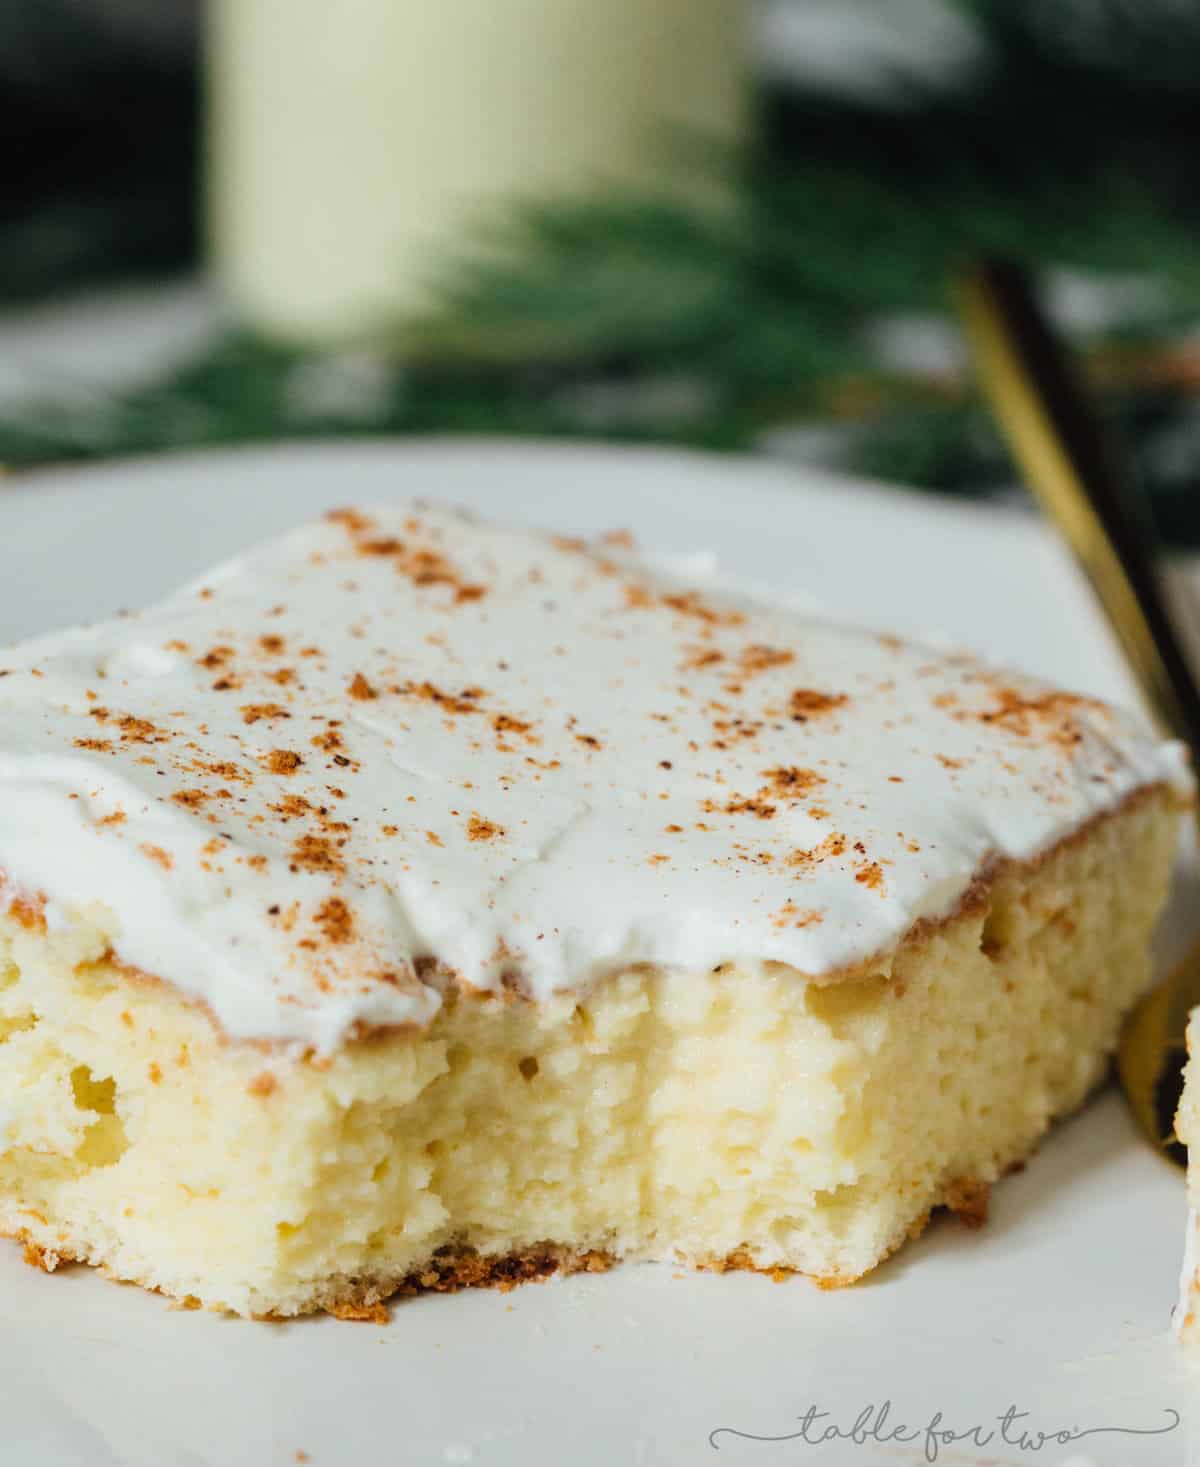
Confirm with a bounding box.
[1177,1204,1198,1338]
[0,504,1190,1052]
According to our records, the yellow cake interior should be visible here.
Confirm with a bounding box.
[0,789,1180,1318]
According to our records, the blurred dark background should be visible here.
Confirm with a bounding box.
[5,0,1200,548]
[0,0,198,302]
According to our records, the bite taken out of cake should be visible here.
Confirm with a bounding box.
[0,503,1190,1318]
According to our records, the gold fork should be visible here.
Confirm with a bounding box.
[956,260,1200,1167]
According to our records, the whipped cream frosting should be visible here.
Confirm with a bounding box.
[0,504,1189,1051]
[1177,1205,1198,1337]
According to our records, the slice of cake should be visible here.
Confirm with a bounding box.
[1176,1017,1200,1346]
[0,504,1189,1318]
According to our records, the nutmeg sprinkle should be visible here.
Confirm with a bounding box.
[262,749,304,776]
[347,673,378,701]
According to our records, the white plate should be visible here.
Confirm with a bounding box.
[0,440,1193,1467]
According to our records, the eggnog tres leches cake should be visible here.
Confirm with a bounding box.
[0,504,1188,1318]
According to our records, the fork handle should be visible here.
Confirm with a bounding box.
[957,259,1200,761]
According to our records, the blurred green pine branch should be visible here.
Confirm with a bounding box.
[412,0,1200,368]
[6,0,1200,541]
